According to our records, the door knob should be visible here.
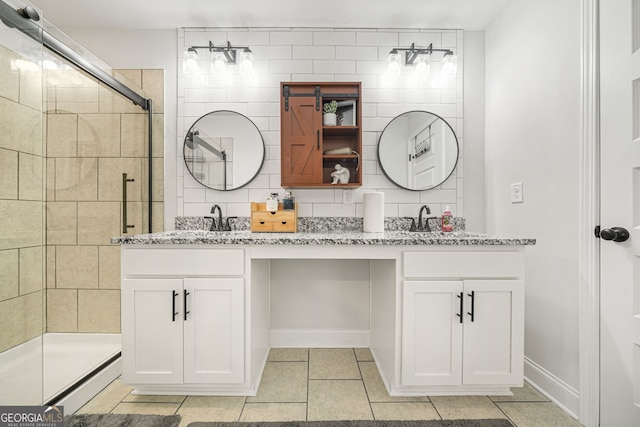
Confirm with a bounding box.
[599,227,630,242]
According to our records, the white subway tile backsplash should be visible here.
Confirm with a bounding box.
[336,46,378,61]
[184,188,206,203]
[255,46,293,60]
[178,28,463,219]
[205,188,248,203]
[382,189,421,204]
[293,45,335,60]
[399,32,442,48]
[247,102,280,117]
[355,60,386,75]
[269,60,313,74]
[442,32,457,48]
[377,103,420,118]
[227,31,270,46]
[356,32,398,47]
[270,31,313,45]
[313,31,356,46]
[313,60,356,74]
[313,203,356,217]
[184,102,207,118]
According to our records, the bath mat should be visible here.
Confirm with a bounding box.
[64,413,181,427]
[189,420,514,427]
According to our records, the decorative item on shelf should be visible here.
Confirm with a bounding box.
[250,201,297,232]
[323,146,352,155]
[323,100,338,126]
[282,191,295,210]
[330,164,350,184]
[336,100,356,126]
[266,192,279,212]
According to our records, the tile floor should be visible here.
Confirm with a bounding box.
[77,348,584,427]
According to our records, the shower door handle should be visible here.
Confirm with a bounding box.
[122,173,135,233]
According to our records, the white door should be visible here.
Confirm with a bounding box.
[121,279,184,384]
[401,280,463,386]
[600,0,640,424]
[183,278,244,384]
[462,280,524,386]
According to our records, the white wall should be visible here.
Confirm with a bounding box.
[485,0,581,415]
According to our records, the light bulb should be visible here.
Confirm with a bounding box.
[441,54,458,76]
[184,49,199,73]
[240,50,253,72]
[386,50,401,79]
[213,52,227,72]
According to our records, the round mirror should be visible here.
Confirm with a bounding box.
[377,111,459,191]
[184,110,265,190]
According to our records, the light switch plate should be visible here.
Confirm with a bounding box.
[343,189,353,204]
[510,182,524,203]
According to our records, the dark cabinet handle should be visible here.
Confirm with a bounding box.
[317,129,320,150]
[172,291,178,322]
[282,221,287,225]
[184,289,190,321]
[467,291,475,322]
[456,292,463,324]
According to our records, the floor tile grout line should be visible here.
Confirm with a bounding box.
[357,358,376,420]
[491,399,517,426]
[305,348,310,421]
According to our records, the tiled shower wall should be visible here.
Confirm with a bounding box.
[178,28,463,219]
[0,44,44,353]
[45,67,164,333]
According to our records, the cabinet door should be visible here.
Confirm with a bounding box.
[121,279,184,384]
[402,280,464,385]
[281,94,322,186]
[462,280,524,385]
[183,278,245,384]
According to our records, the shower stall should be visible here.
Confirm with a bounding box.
[0,0,163,412]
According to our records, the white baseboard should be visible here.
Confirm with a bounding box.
[269,329,370,348]
[524,357,579,419]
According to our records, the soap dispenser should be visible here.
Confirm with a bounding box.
[266,193,279,212]
[441,205,453,232]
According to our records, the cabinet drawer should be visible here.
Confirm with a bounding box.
[123,248,245,276]
[403,251,524,278]
[250,221,274,232]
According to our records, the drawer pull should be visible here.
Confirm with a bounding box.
[467,290,475,322]
[282,221,287,225]
[456,292,464,324]
[260,221,265,224]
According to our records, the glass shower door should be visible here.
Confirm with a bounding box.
[0,4,45,405]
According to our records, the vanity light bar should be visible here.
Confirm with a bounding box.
[187,41,251,65]
[389,43,454,66]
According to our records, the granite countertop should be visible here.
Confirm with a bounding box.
[111,229,536,246]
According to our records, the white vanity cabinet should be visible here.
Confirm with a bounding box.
[398,249,525,393]
[120,247,252,394]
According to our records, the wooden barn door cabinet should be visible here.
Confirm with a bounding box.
[280,82,362,188]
